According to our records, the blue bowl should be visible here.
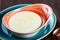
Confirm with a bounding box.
[0,4,57,40]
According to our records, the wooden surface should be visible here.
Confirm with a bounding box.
[0,0,60,40]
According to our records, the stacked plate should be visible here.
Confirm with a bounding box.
[0,4,56,40]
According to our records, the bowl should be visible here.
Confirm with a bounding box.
[1,4,55,38]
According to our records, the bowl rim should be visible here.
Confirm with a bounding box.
[37,13,57,40]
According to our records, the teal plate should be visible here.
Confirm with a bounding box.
[0,4,56,40]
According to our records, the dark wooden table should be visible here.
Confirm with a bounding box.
[0,0,60,40]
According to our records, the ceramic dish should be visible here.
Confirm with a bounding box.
[2,4,53,38]
[0,4,56,40]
